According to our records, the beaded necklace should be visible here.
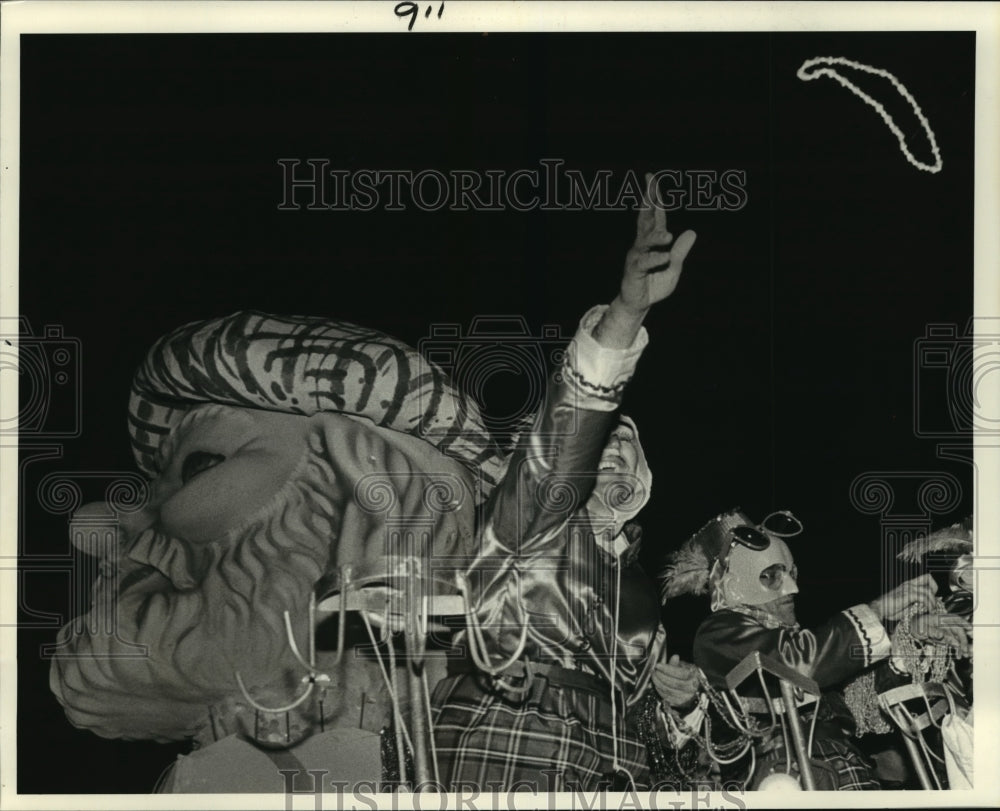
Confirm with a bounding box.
[657,669,764,769]
[891,599,954,683]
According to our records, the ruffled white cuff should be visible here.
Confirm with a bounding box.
[843,603,892,667]
[562,305,649,412]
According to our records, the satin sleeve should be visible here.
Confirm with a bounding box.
[461,306,648,663]
[694,604,891,691]
[478,305,648,555]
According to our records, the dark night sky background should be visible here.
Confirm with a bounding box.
[16,32,973,792]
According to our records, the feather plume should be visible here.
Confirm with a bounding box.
[658,541,712,601]
[658,508,751,602]
[897,518,973,563]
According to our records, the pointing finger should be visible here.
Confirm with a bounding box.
[646,171,668,235]
[636,173,657,240]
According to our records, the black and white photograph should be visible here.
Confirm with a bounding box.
[2,2,998,808]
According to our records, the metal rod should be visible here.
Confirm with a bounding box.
[407,662,432,787]
[404,555,432,788]
[336,566,351,665]
[387,617,408,786]
[900,731,935,789]
[308,592,316,665]
[778,680,816,790]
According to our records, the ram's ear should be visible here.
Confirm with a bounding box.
[70,499,189,582]
[70,498,162,555]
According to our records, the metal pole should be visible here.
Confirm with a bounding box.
[407,663,433,788]
[778,680,816,791]
[404,550,432,789]
[388,647,408,786]
[898,732,935,790]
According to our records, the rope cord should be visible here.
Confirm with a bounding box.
[454,571,528,676]
[609,551,638,789]
[360,609,416,775]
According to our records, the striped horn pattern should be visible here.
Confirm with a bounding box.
[128,311,506,497]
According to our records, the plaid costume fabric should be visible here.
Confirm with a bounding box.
[431,670,650,793]
[751,735,880,790]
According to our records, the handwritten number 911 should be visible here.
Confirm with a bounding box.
[395,1,445,31]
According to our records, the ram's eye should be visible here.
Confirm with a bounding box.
[181,451,226,484]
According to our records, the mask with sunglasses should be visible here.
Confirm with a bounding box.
[709,510,804,612]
